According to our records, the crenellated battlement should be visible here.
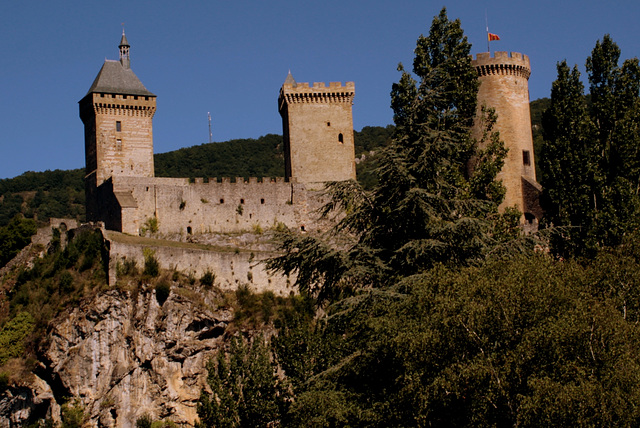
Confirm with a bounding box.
[472,52,531,80]
[191,177,287,185]
[280,81,355,104]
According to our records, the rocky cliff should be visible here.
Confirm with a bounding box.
[2,279,234,427]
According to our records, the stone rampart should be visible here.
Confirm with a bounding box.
[105,232,292,294]
[109,176,324,236]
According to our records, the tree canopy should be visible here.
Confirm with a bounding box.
[540,35,640,256]
[268,8,519,303]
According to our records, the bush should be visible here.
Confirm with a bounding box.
[0,372,8,392]
[143,249,160,277]
[0,312,35,365]
[58,271,74,294]
[200,270,215,287]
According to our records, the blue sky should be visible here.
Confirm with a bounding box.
[1,0,638,179]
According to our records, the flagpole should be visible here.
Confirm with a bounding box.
[485,10,490,52]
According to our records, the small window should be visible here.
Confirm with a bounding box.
[260,198,265,204]
[220,198,224,204]
[112,94,116,98]
[523,150,531,166]
[327,122,331,127]
[123,95,127,100]
[116,121,121,132]
[300,225,306,232]
[187,226,192,235]
[338,133,344,144]
[134,96,138,100]
[116,139,122,151]
[240,198,245,204]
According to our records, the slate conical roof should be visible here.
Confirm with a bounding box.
[85,60,155,96]
[284,71,297,86]
[119,32,130,48]
[84,32,154,97]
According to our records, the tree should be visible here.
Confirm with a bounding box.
[196,335,285,427]
[0,215,37,268]
[540,61,596,254]
[541,35,640,255]
[268,8,516,303]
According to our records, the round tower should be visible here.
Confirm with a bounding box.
[472,51,541,226]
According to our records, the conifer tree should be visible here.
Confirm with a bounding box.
[268,8,515,303]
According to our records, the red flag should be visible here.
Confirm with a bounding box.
[488,32,500,42]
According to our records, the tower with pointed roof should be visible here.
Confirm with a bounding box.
[79,31,156,221]
[278,73,356,186]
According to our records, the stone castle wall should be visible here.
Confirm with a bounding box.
[472,51,537,219]
[106,233,292,294]
[107,176,325,236]
[279,81,356,187]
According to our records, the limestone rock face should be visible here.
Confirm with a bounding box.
[0,375,60,428]
[41,286,230,427]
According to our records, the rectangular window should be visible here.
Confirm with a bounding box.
[116,121,121,132]
[523,150,531,166]
[116,139,122,151]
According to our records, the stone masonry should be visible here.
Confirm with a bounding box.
[472,51,542,227]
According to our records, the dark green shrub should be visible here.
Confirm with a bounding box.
[58,271,74,294]
[136,414,153,428]
[143,250,160,278]
[200,270,215,287]
[0,372,8,392]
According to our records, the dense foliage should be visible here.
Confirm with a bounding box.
[0,215,37,268]
[267,8,519,303]
[540,35,640,256]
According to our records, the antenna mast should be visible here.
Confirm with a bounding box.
[208,112,212,144]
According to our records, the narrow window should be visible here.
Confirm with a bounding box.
[327,122,331,127]
[116,139,122,151]
[187,226,192,235]
[134,96,138,100]
[300,225,306,232]
[240,198,245,204]
[523,150,531,166]
[220,198,225,204]
[116,121,121,132]
[338,133,344,144]
[123,95,127,99]
[260,198,265,204]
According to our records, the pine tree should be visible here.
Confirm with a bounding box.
[268,8,515,303]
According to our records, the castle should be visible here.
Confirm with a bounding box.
[80,33,541,237]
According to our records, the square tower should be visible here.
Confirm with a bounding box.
[79,32,156,221]
[278,73,356,185]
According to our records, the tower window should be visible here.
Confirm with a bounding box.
[523,150,531,166]
[134,96,138,100]
[327,122,331,127]
[116,121,121,132]
[338,133,344,144]
[116,139,122,151]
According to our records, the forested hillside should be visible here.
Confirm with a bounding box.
[0,126,395,230]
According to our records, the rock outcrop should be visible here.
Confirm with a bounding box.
[5,284,232,427]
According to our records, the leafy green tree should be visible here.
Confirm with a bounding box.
[541,35,640,255]
[540,61,596,254]
[196,335,285,427]
[0,215,37,268]
[268,8,516,303]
